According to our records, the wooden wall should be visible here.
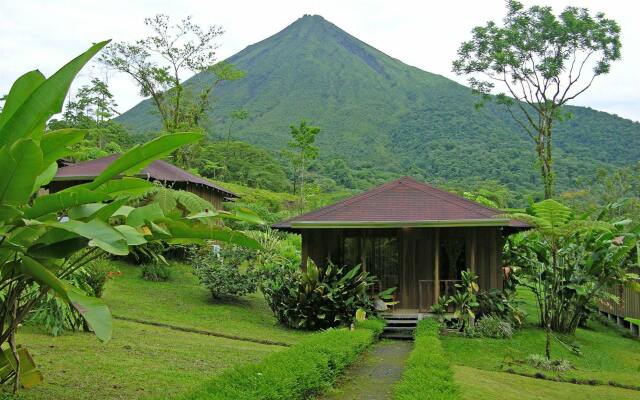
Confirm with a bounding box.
[600,283,640,320]
[301,226,506,310]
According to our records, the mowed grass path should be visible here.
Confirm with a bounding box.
[441,289,640,399]
[18,261,307,399]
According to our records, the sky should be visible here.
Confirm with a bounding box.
[1,0,639,122]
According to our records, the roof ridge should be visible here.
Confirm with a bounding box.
[402,179,499,218]
[300,177,410,220]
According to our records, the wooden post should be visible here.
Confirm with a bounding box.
[434,228,440,301]
[470,229,477,273]
[360,231,366,272]
[489,228,498,288]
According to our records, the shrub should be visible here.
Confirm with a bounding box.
[192,252,257,299]
[476,288,526,328]
[141,263,172,282]
[394,319,461,400]
[84,258,121,298]
[525,354,573,371]
[261,261,376,330]
[177,326,378,400]
[28,259,120,335]
[29,295,88,336]
[473,316,514,339]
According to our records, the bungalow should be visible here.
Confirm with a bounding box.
[273,177,527,312]
[49,154,237,209]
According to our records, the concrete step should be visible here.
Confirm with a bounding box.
[384,319,418,325]
[384,325,415,331]
[381,332,415,340]
[381,314,417,340]
[380,314,418,320]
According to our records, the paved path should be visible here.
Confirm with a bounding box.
[319,340,413,400]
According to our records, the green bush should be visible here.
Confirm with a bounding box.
[394,319,460,400]
[476,288,526,328]
[126,241,167,265]
[177,326,378,400]
[84,258,121,298]
[473,316,514,339]
[261,261,376,330]
[141,263,172,282]
[192,251,257,299]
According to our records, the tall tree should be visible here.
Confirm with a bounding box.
[453,0,621,199]
[223,108,249,176]
[286,121,320,210]
[66,77,119,128]
[47,78,133,159]
[100,14,244,134]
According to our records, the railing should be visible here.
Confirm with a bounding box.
[418,280,461,313]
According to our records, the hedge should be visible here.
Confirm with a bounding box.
[176,323,381,400]
[394,319,460,400]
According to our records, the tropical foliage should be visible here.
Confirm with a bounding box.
[507,199,638,357]
[0,42,260,391]
[261,261,377,330]
[192,249,258,299]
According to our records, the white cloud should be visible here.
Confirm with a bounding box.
[1,0,638,121]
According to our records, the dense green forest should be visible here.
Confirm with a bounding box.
[116,15,640,203]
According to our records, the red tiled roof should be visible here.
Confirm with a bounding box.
[273,176,528,229]
[53,154,237,198]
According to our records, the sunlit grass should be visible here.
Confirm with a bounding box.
[441,288,640,398]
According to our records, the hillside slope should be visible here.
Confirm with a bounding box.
[118,15,640,196]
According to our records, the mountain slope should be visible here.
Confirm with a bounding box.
[118,15,640,196]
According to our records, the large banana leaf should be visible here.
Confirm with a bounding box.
[126,203,165,227]
[162,220,261,249]
[40,128,85,165]
[187,207,265,225]
[28,238,89,260]
[30,219,128,255]
[25,188,110,219]
[86,132,203,189]
[93,177,155,197]
[69,197,130,222]
[32,162,58,193]
[0,41,109,147]
[0,70,45,133]
[20,256,112,341]
[0,346,43,389]
[114,225,147,245]
[0,140,44,205]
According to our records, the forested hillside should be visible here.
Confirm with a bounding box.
[118,14,640,199]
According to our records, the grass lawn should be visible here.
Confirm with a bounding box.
[17,260,308,399]
[103,261,310,345]
[454,366,640,400]
[441,289,640,399]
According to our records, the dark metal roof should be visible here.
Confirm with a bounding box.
[53,154,238,198]
[273,176,528,230]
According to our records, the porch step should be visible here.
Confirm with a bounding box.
[381,314,418,340]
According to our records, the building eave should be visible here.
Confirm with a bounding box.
[289,219,514,229]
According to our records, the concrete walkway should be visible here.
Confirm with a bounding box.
[319,340,413,400]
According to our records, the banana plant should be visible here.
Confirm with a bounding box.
[0,42,261,392]
[507,199,637,359]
